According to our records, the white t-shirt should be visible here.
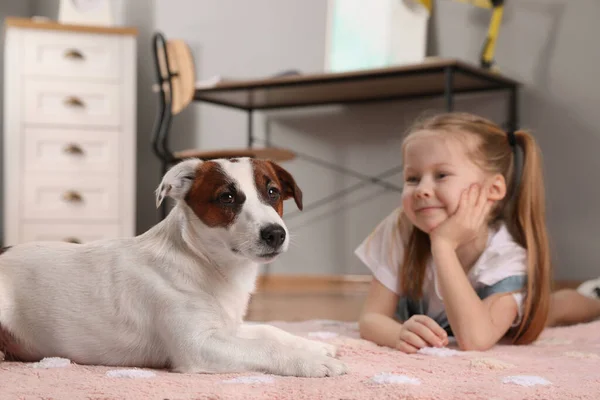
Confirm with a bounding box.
[355,207,528,327]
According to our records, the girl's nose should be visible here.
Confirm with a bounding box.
[415,189,431,199]
[415,182,433,199]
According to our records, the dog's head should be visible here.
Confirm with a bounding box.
[156,157,302,264]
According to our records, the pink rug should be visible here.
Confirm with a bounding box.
[2,319,599,399]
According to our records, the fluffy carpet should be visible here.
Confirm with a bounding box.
[2,319,599,399]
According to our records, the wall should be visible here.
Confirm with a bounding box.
[6,0,600,280]
[0,1,32,244]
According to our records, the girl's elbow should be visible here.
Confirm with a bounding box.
[456,335,495,352]
[358,314,373,339]
[358,312,382,341]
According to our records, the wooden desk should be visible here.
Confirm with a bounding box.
[195,58,518,108]
[193,58,520,147]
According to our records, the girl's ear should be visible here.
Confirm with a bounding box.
[487,173,507,201]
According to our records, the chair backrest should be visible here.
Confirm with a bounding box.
[151,32,197,165]
[155,38,196,115]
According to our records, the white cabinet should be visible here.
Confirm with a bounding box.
[3,18,138,245]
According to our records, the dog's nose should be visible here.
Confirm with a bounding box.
[260,224,286,249]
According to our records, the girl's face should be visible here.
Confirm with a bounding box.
[401,130,488,233]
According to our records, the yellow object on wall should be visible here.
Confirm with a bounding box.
[453,0,495,9]
[413,0,433,12]
[411,0,505,70]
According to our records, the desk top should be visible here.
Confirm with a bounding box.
[194,58,520,111]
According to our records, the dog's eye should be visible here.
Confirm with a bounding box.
[268,187,280,199]
[219,192,235,204]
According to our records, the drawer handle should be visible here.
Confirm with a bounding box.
[64,96,85,108]
[64,49,84,60]
[62,190,83,203]
[63,237,82,244]
[63,143,84,155]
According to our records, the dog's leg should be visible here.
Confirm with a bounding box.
[238,323,337,357]
[167,329,347,377]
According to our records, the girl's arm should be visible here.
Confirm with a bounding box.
[360,277,451,351]
[432,241,519,351]
[359,278,404,348]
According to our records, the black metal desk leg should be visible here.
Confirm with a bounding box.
[508,86,519,131]
[444,66,455,112]
[247,109,254,148]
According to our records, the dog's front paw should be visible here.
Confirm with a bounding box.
[302,339,337,357]
[283,352,347,378]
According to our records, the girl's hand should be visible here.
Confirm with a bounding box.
[396,315,449,354]
[429,184,493,251]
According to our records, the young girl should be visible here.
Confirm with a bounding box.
[356,112,600,353]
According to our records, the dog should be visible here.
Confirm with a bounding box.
[0,157,347,377]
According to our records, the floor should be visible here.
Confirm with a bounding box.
[246,275,370,322]
[245,275,583,322]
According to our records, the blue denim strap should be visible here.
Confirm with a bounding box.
[477,275,527,300]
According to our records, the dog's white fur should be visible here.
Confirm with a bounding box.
[0,158,347,377]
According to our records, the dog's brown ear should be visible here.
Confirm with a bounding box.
[268,161,303,210]
[156,159,202,207]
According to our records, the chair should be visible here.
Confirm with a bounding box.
[150,31,296,219]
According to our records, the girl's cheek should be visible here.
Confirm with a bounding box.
[401,193,413,214]
[401,189,410,202]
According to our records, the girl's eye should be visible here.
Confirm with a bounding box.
[436,173,449,179]
[405,176,419,184]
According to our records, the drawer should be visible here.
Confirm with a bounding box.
[23,174,119,221]
[24,79,120,127]
[23,30,121,80]
[23,127,119,173]
[21,222,121,244]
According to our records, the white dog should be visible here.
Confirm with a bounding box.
[0,157,347,377]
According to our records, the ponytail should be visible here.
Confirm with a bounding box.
[508,130,552,344]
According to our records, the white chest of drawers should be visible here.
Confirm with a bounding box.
[3,18,138,245]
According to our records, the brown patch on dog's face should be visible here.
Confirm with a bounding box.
[251,160,303,216]
[185,161,245,227]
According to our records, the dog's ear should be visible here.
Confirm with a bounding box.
[268,161,303,211]
[155,159,202,208]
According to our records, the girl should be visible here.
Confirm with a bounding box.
[356,112,600,353]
